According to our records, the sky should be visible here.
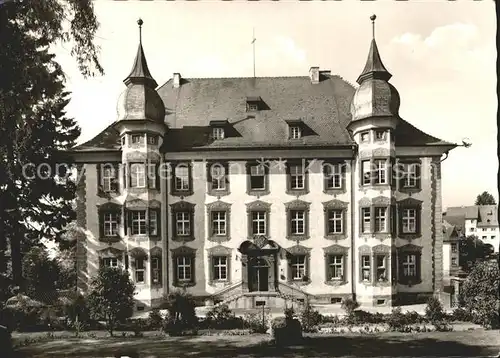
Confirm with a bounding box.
[53,0,497,210]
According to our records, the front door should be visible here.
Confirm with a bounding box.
[248,257,269,292]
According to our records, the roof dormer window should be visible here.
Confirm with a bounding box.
[246,96,262,112]
[212,127,225,140]
[290,126,302,139]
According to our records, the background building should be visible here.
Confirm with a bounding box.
[445,205,498,253]
[70,18,456,311]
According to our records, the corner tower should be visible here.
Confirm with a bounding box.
[113,19,167,309]
[349,15,399,308]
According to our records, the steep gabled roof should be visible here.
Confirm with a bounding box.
[72,124,121,152]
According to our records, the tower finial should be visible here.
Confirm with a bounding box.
[370,14,376,39]
[137,18,143,44]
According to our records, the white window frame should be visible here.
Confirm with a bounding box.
[328,210,343,234]
[135,258,145,283]
[360,131,370,143]
[290,210,305,235]
[131,210,147,235]
[102,165,116,192]
[362,160,371,185]
[403,254,417,277]
[291,255,306,280]
[147,135,158,145]
[325,163,342,189]
[212,211,227,236]
[211,164,226,190]
[402,209,417,233]
[103,257,118,268]
[148,164,157,189]
[103,212,119,237]
[248,103,259,111]
[451,257,458,266]
[361,255,371,281]
[174,165,190,191]
[176,256,192,282]
[152,257,160,284]
[374,160,387,185]
[250,164,266,190]
[451,243,458,253]
[404,163,418,188]
[131,134,144,145]
[376,255,387,281]
[149,210,158,236]
[362,208,371,233]
[212,127,225,140]
[375,130,386,141]
[176,212,191,236]
[290,165,305,190]
[290,126,301,139]
[374,207,387,233]
[212,256,228,281]
[252,211,266,235]
[329,255,343,280]
[130,163,146,188]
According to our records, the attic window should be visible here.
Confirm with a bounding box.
[246,96,262,112]
[290,126,301,139]
[212,127,225,140]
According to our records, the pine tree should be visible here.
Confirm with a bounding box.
[0,0,102,292]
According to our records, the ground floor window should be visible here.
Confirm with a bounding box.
[102,257,118,268]
[135,258,145,283]
[212,256,228,281]
[291,255,306,280]
[327,255,344,280]
[176,256,193,282]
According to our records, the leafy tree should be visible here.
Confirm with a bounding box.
[0,0,102,292]
[459,235,493,272]
[458,261,499,329]
[87,267,135,336]
[22,247,60,304]
[475,191,496,205]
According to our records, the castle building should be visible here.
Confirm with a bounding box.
[70,17,457,311]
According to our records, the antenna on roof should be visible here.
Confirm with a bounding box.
[251,28,256,78]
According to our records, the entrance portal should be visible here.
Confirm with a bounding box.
[239,238,280,293]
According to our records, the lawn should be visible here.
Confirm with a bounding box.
[13,329,500,357]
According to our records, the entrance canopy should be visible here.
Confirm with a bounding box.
[239,237,280,255]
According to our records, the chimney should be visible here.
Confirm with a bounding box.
[173,73,181,88]
[309,67,319,84]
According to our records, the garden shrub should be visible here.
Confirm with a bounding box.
[404,310,425,325]
[242,311,269,333]
[147,309,163,330]
[451,307,472,322]
[299,301,322,332]
[205,304,244,330]
[272,313,302,346]
[387,307,408,332]
[161,291,198,335]
[341,298,360,324]
[425,296,446,325]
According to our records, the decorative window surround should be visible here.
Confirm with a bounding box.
[286,161,309,196]
[358,245,392,286]
[125,208,161,239]
[323,244,349,286]
[398,244,422,286]
[359,131,370,144]
[374,129,388,142]
[170,201,195,242]
[285,199,311,241]
[98,202,122,243]
[322,199,348,241]
[171,246,197,287]
[150,246,162,287]
[207,161,230,197]
[246,162,270,197]
[323,161,347,195]
[358,196,395,240]
[98,247,124,269]
[97,163,120,196]
[207,245,232,286]
[395,159,422,194]
[286,245,311,285]
[170,162,193,197]
[397,198,423,240]
[360,157,391,189]
[206,201,232,243]
[246,200,271,240]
